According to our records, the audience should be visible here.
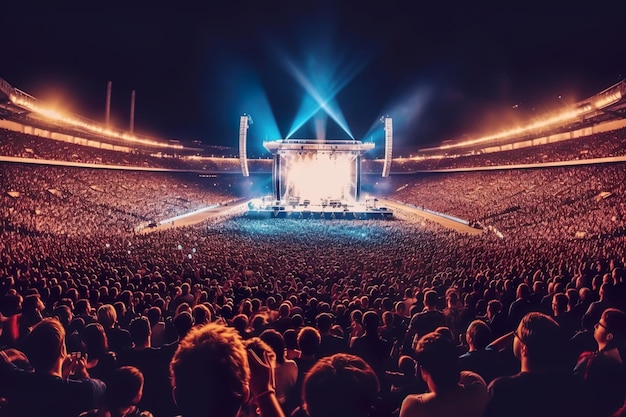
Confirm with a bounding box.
[1,126,626,416]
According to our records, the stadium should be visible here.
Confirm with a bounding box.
[2,47,626,417]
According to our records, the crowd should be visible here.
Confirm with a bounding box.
[0,130,626,416]
[0,164,242,236]
[379,162,626,240]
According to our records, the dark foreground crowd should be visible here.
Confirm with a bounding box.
[1,245,626,417]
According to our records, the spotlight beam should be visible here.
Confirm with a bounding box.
[288,62,354,137]
[285,57,367,139]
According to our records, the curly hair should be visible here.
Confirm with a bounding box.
[170,322,249,417]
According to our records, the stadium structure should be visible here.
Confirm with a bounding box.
[1,75,626,226]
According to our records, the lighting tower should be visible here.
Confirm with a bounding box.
[239,114,253,177]
[382,116,393,177]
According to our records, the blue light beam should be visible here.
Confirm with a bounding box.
[284,54,369,139]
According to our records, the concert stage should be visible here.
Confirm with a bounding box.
[245,200,393,220]
[246,138,391,220]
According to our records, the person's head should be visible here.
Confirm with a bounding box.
[53,304,73,328]
[566,288,579,309]
[350,309,363,324]
[192,304,212,326]
[552,293,568,315]
[75,299,92,316]
[129,316,151,348]
[170,323,250,417]
[303,353,379,417]
[424,290,439,309]
[147,306,162,327]
[516,283,530,300]
[414,332,459,392]
[428,325,450,342]
[283,329,298,350]
[174,311,194,340]
[105,366,144,413]
[113,301,126,319]
[398,355,417,376]
[260,329,287,364]
[594,308,626,351]
[466,320,492,350]
[316,313,333,334]
[181,283,191,295]
[82,322,109,359]
[298,326,321,357]
[486,299,502,320]
[175,302,191,317]
[232,314,250,336]
[394,301,406,315]
[97,304,117,329]
[514,312,562,371]
[362,311,380,334]
[25,318,66,373]
[278,302,291,318]
[599,283,614,302]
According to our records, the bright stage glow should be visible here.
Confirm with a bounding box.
[282,152,355,203]
[248,198,263,209]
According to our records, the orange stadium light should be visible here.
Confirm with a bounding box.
[439,104,591,151]
[9,89,185,150]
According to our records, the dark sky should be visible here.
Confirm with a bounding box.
[3,1,626,154]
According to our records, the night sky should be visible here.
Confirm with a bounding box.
[3,1,626,155]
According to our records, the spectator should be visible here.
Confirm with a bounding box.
[169,322,284,417]
[403,290,446,354]
[485,300,507,338]
[574,308,626,417]
[351,311,391,387]
[302,353,380,417]
[120,316,177,417]
[146,306,166,348]
[290,327,321,412]
[0,318,106,417]
[507,284,533,331]
[400,331,488,417]
[259,329,298,411]
[484,312,586,417]
[80,366,153,417]
[97,304,132,354]
[316,313,346,358]
[80,322,117,382]
[458,320,499,384]
[283,329,301,360]
[552,293,579,340]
